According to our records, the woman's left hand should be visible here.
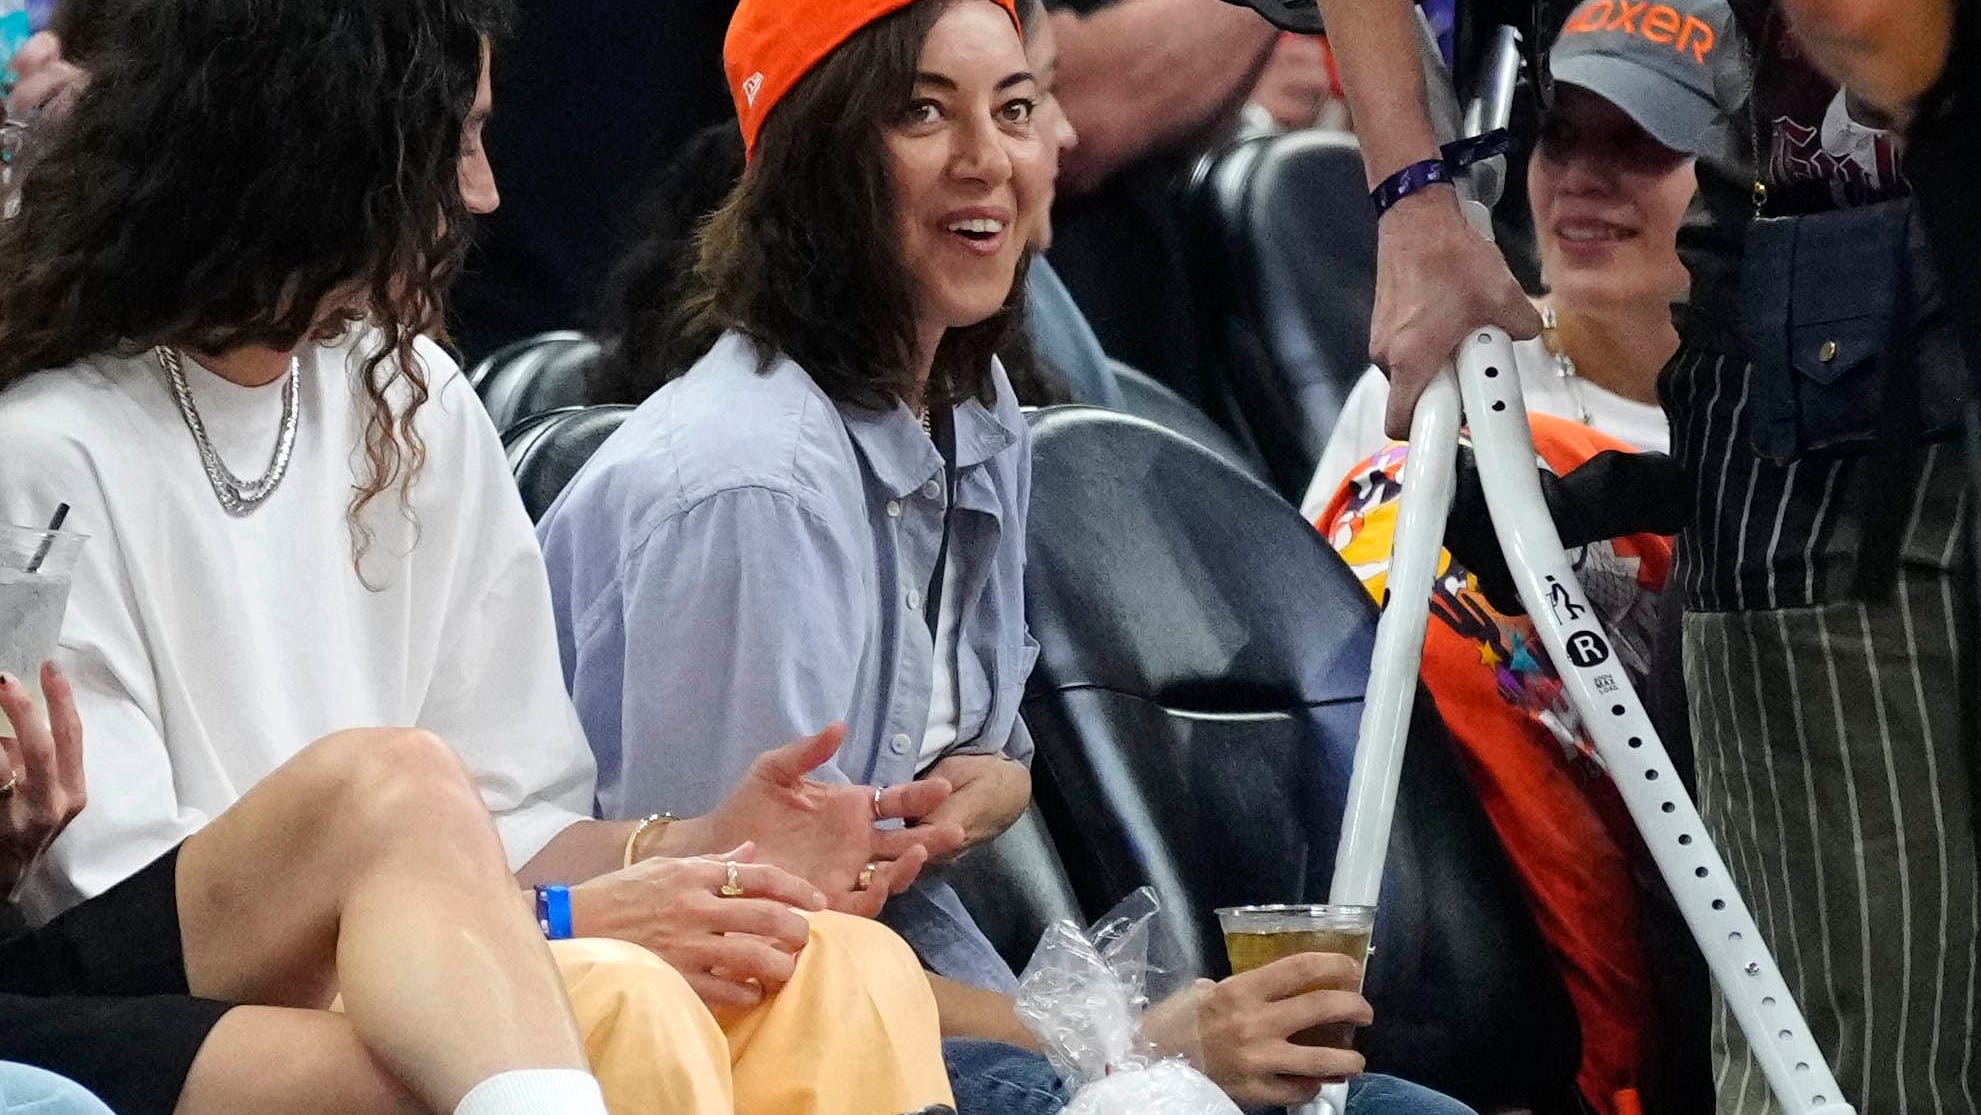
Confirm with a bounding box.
[686,726,966,917]
[917,752,1031,862]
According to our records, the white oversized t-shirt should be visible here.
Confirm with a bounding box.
[0,328,595,924]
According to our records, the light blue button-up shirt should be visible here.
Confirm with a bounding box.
[537,331,1037,989]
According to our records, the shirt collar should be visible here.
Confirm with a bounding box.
[836,390,1020,499]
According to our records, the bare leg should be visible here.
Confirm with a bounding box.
[174,729,589,1112]
[174,1007,428,1115]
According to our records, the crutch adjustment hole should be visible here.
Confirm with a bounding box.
[1814,1097,1827,1106]
[1645,769,1659,780]
[1611,705,1626,716]
[1763,997,1776,1007]
[1712,899,1726,910]
[1779,1029,1792,1040]
[1491,401,1507,412]
[1695,866,1709,877]
[1679,833,1693,845]
[1628,736,1643,748]
[1485,366,1500,378]
[1477,332,1492,344]
[1661,802,1675,813]
[1795,1063,1809,1073]
[1726,929,1739,940]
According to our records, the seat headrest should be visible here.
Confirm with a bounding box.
[469,330,603,434]
[1025,406,1373,708]
[1104,358,1268,486]
[1244,131,1377,404]
[505,404,634,522]
[1186,130,1378,499]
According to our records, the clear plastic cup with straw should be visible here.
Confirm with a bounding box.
[0,511,83,737]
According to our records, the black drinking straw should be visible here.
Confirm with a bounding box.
[24,504,69,573]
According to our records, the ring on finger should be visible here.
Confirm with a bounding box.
[854,860,878,892]
[871,784,885,820]
[718,860,746,898]
[0,770,18,799]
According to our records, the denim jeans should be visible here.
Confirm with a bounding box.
[943,1039,1480,1115]
[0,1064,114,1115]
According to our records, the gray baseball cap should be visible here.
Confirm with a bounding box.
[1547,0,1742,156]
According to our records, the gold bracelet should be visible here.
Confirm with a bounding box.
[623,813,675,869]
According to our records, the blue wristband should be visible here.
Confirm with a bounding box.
[1370,128,1514,215]
[534,884,573,941]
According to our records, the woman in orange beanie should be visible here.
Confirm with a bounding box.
[539,0,1046,997]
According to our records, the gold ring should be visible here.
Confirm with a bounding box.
[718,860,746,898]
[0,769,18,799]
[871,785,885,819]
[854,861,878,892]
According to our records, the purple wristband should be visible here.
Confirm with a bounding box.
[1370,157,1458,214]
[1369,128,1513,215]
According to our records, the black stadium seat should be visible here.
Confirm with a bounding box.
[504,404,632,522]
[467,330,602,433]
[1186,130,1379,502]
[1012,406,1581,1112]
[1106,358,1269,488]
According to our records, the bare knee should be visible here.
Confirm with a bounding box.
[298,728,488,850]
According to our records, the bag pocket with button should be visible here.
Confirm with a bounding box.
[1741,198,1912,461]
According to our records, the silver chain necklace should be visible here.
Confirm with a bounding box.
[1538,301,1594,427]
[156,345,301,517]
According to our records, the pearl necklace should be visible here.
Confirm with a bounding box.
[157,345,301,517]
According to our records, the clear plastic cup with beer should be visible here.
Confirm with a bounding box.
[1216,903,1375,1049]
[0,521,84,738]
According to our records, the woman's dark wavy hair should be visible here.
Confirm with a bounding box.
[651,0,1029,412]
[0,0,511,559]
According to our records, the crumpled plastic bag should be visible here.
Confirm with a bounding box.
[1014,887,1241,1115]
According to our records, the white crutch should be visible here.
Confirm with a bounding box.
[1320,335,1858,1115]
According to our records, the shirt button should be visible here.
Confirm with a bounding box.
[886,500,901,518]
[890,733,912,755]
[924,480,942,500]
[906,589,922,610]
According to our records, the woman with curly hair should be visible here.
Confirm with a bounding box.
[0,1,958,1113]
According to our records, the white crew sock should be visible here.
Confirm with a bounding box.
[452,1069,609,1115]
